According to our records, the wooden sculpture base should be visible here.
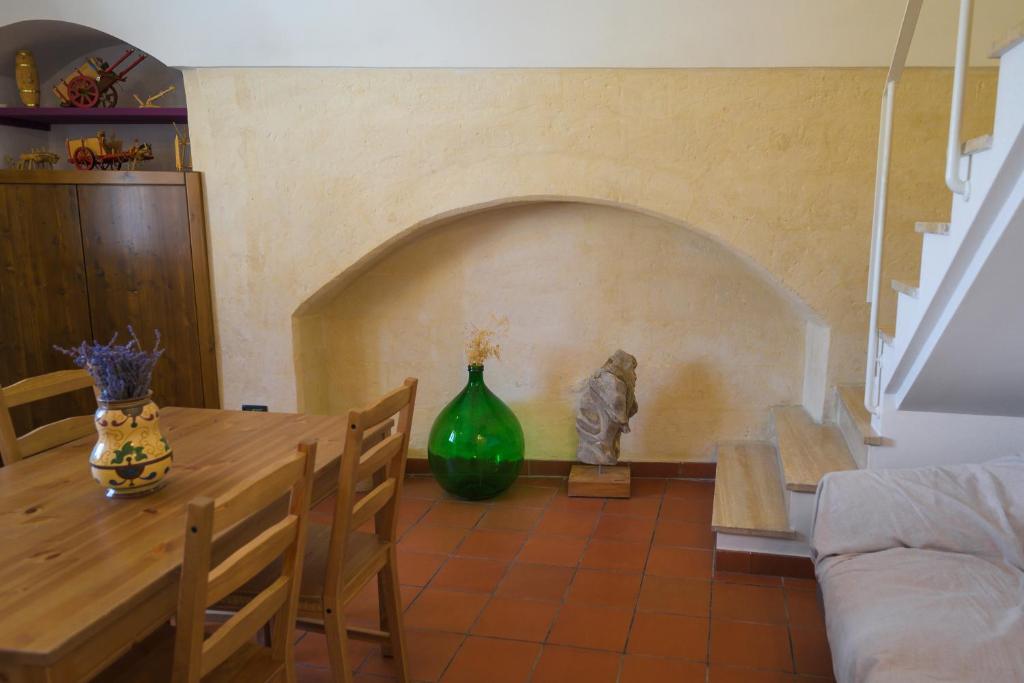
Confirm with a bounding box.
[568,464,631,498]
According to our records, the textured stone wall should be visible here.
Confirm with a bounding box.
[184,67,997,459]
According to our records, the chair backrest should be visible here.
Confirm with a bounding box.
[171,440,317,683]
[323,378,418,604]
[0,369,96,465]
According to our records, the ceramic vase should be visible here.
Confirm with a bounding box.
[427,364,524,500]
[90,392,172,498]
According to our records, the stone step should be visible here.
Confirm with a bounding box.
[772,406,857,493]
[962,134,993,156]
[836,385,885,446]
[990,19,1024,58]
[915,221,950,235]
[892,279,919,298]
[711,442,796,539]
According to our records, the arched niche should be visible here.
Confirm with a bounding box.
[294,198,831,462]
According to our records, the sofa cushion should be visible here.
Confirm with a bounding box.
[812,456,1024,571]
[819,547,1024,683]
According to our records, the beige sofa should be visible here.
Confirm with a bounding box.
[811,456,1024,683]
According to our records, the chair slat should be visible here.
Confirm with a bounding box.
[350,478,396,531]
[355,433,404,481]
[0,369,96,464]
[214,453,305,533]
[16,414,96,458]
[200,576,290,677]
[206,515,298,607]
[359,384,414,431]
[3,369,93,407]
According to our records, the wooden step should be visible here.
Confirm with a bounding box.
[836,385,885,446]
[772,406,857,493]
[915,221,950,235]
[962,135,993,156]
[990,19,1024,58]
[712,442,795,539]
[878,326,895,346]
[891,279,918,298]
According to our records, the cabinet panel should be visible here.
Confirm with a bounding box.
[0,185,95,433]
[77,185,205,408]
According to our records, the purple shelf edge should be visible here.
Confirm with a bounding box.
[0,107,188,131]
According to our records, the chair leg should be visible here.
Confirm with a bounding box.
[261,621,273,647]
[377,552,409,683]
[377,571,392,658]
[323,604,355,683]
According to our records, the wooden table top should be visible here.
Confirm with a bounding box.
[0,406,348,666]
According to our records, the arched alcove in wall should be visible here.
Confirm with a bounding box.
[0,20,186,171]
[294,198,830,462]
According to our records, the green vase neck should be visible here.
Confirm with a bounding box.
[466,364,486,387]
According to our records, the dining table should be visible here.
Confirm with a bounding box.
[0,406,388,683]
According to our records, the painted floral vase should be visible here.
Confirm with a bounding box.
[428,364,525,500]
[90,392,172,498]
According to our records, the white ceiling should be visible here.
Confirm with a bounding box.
[0,0,1020,69]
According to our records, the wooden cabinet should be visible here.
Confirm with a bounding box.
[0,171,218,435]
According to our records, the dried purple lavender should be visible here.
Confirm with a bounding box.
[55,326,163,402]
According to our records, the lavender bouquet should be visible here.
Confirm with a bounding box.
[55,326,163,402]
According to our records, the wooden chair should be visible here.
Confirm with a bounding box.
[0,369,96,465]
[218,378,418,683]
[93,440,318,683]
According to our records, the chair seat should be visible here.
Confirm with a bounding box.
[216,522,390,617]
[93,623,281,683]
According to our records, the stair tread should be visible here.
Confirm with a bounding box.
[962,134,993,156]
[712,442,796,539]
[990,18,1024,58]
[772,406,856,493]
[915,221,950,235]
[878,326,895,346]
[836,385,885,446]
[891,279,919,297]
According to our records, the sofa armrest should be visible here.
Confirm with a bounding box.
[811,456,1024,569]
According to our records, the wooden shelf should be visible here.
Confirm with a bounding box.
[0,107,187,131]
[0,170,187,185]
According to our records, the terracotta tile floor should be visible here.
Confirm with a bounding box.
[296,476,834,682]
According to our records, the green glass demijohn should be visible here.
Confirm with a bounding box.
[427,364,525,500]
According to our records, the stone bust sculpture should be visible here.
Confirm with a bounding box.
[575,350,639,466]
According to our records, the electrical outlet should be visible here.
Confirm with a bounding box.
[241,404,268,412]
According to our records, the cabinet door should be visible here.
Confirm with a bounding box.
[0,184,95,433]
[77,185,205,408]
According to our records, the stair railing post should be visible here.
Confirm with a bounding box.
[865,80,896,415]
[863,0,922,416]
[945,0,974,196]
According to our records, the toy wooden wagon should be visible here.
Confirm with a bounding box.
[53,48,147,108]
[66,132,153,170]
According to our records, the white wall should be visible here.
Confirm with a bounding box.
[1,0,1019,68]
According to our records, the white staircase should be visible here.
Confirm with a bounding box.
[865,15,1024,469]
[710,15,1024,564]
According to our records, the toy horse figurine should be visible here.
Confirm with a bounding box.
[575,350,638,466]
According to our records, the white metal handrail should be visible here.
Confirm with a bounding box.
[864,0,975,415]
[945,0,974,196]
[864,0,923,415]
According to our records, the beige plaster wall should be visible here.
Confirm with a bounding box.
[305,202,806,461]
[183,68,998,442]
